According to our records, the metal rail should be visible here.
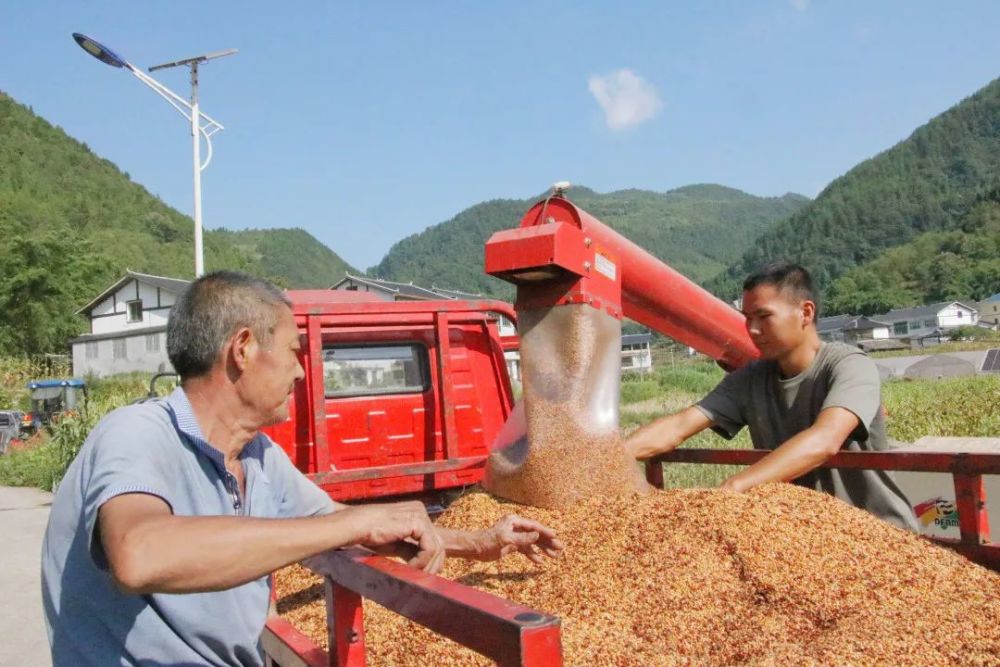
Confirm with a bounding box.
[264,548,562,667]
[645,448,1000,571]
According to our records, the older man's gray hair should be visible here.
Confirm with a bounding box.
[167,271,291,380]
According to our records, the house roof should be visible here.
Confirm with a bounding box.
[331,274,443,301]
[429,285,485,300]
[982,293,1000,303]
[622,333,652,345]
[816,315,856,332]
[77,271,191,315]
[878,301,977,323]
[816,314,890,333]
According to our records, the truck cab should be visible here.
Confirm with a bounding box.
[261,290,518,503]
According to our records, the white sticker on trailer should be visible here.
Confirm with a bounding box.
[595,253,617,280]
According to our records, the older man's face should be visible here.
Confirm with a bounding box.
[244,307,305,426]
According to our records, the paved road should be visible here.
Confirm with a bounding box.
[0,486,53,667]
[874,350,989,378]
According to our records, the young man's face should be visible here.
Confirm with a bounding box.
[741,284,814,360]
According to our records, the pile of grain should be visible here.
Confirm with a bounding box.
[484,304,647,508]
[483,396,648,508]
[275,484,1000,666]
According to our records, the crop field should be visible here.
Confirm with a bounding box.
[1,355,997,491]
[620,358,1000,488]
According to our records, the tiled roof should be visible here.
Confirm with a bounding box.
[879,301,976,322]
[77,271,191,315]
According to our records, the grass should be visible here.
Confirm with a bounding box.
[882,375,1000,441]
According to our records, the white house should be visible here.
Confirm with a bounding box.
[817,315,891,344]
[978,293,1000,328]
[877,301,979,340]
[621,333,653,374]
[71,271,190,378]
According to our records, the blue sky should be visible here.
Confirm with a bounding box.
[4,2,1000,270]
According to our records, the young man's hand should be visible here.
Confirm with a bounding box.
[624,406,713,460]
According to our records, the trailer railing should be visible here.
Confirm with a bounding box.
[263,548,562,667]
[645,448,1000,571]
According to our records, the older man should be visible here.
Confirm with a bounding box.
[42,271,561,666]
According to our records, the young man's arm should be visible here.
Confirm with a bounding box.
[718,406,859,492]
[624,406,714,460]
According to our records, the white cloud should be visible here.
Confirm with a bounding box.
[790,0,810,10]
[587,69,663,131]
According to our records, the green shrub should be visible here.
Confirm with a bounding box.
[655,361,723,396]
[949,325,1000,342]
[620,379,661,404]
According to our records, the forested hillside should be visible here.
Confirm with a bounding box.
[371,185,808,298]
[711,77,1000,300]
[0,92,356,354]
[825,189,1000,315]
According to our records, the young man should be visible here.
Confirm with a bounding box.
[625,262,918,532]
[42,271,562,666]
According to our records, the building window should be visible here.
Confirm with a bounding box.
[85,341,98,360]
[924,319,936,328]
[145,334,160,353]
[322,344,428,398]
[126,300,143,323]
[957,311,963,319]
[893,322,908,336]
[113,339,127,360]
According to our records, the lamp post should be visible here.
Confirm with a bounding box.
[72,33,236,277]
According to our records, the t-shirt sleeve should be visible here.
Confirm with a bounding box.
[696,367,750,440]
[81,406,176,569]
[263,439,337,518]
[821,352,881,441]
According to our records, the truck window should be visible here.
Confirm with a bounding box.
[322,344,429,398]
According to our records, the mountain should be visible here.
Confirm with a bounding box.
[370,185,809,298]
[0,91,357,355]
[210,228,355,288]
[711,77,1000,300]
[824,189,1000,315]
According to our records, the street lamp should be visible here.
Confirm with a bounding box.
[72,33,236,277]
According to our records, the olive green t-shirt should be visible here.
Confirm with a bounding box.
[696,342,919,532]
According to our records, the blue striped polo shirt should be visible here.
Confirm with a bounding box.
[41,388,334,666]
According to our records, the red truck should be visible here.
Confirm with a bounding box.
[261,289,519,505]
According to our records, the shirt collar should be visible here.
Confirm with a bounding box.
[165,388,264,475]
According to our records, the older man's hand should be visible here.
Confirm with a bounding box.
[475,514,564,564]
[346,501,446,574]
